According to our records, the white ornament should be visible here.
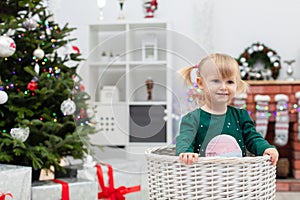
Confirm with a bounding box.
[73,76,80,82]
[273,62,279,67]
[240,70,247,78]
[10,127,30,142]
[270,56,277,63]
[267,51,274,57]
[83,154,96,168]
[33,47,45,59]
[34,63,40,74]
[0,35,16,57]
[0,90,8,104]
[61,98,76,115]
[46,27,52,35]
[6,29,16,36]
[253,45,258,51]
[22,18,37,30]
[242,62,248,67]
[86,108,94,118]
[240,57,246,63]
[247,48,254,54]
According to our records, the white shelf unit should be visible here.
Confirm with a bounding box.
[87,20,172,152]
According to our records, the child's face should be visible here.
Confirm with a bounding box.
[197,66,237,106]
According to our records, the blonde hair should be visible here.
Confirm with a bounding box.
[179,53,248,102]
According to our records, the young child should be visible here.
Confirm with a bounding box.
[176,53,279,165]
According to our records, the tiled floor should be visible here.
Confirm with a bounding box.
[276,192,300,200]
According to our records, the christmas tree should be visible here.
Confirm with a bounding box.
[0,0,95,173]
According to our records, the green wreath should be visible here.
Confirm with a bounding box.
[237,42,281,80]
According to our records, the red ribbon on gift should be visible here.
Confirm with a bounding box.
[52,179,70,200]
[0,193,13,200]
[96,163,141,200]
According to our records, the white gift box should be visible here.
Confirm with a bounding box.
[31,178,97,200]
[0,164,32,200]
[99,86,119,103]
[77,159,144,200]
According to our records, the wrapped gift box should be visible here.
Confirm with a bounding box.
[77,159,144,200]
[31,178,97,200]
[0,164,32,200]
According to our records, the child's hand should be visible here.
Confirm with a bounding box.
[179,153,199,165]
[263,148,279,166]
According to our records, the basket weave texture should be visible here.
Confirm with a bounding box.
[145,146,276,200]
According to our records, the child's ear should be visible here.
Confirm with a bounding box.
[196,77,204,90]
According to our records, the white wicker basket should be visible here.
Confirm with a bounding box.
[145,146,276,200]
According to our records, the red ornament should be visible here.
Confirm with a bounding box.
[27,80,38,91]
[72,45,80,54]
[79,84,85,91]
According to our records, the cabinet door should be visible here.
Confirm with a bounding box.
[129,105,167,143]
[89,104,128,145]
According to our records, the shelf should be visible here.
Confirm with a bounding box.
[88,62,126,69]
[129,101,167,105]
[90,24,126,32]
[93,102,127,106]
[246,80,300,85]
[128,60,167,65]
[89,61,166,66]
[92,101,167,106]
[89,68,126,102]
[87,20,171,147]
[128,20,168,29]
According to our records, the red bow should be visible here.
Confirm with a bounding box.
[52,179,70,200]
[96,163,141,200]
[0,193,13,200]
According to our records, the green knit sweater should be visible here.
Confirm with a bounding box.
[176,106,274,157]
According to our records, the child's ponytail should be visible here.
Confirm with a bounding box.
[178,65,196,86]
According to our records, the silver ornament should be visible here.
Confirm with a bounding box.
[22,18,37,30]
[10,127,30,142]
[61,98,76,115]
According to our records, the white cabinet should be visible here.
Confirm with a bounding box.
[87,20,172,150]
